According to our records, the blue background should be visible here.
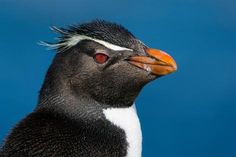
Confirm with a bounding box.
[0,0,236,156]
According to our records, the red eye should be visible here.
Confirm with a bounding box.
[94,53,109,64]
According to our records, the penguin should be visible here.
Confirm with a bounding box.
[0,20,177,157]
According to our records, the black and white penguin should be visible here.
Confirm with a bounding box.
[0,20,177,157]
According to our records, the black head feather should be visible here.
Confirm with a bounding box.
[41,20,145,52]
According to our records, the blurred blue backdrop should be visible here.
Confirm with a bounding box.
[0,0,236,156]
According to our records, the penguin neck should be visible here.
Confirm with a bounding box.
[38,85,103,122]
[37,76,136,122]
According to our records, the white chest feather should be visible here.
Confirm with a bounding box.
[103,105,142,157]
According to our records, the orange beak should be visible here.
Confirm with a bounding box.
[127,48,177,76]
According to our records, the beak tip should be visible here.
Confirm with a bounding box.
[172,61,178,71]
[169,61,177,74]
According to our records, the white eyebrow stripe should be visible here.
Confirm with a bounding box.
[67,35,133,51]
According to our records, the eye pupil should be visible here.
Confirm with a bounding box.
[95,53,109,64]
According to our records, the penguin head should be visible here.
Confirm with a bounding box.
[41,20,177,107]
